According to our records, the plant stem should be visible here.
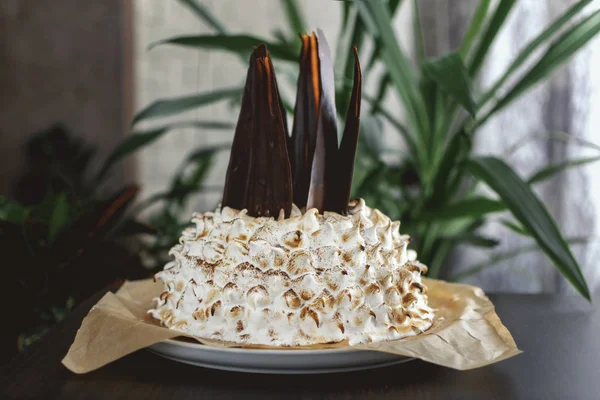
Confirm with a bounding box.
[427,238,453,278]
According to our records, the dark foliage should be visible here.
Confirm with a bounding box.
[0,125,156,361]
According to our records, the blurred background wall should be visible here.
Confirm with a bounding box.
[0,0,132,194]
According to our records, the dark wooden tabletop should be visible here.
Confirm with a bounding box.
[1,290,598,400]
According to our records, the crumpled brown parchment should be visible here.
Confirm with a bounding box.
[62,278,520,373]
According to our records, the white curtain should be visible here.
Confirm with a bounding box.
[420,0,600,294]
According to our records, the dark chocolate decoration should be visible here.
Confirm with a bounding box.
[222,44,293,218]
[289,33,319,208]
[222,32,362,218]
[306,29,340,213]
[327,46,362,215]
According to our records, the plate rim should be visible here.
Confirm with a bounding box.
[148,350,413,374]
[149,338,414,374]
[159,338,370,355]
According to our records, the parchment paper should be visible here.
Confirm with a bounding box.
[62,278,520,373]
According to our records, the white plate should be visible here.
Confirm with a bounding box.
[148,339,413,374]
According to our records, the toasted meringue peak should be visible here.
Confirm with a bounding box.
[149,199,433,346]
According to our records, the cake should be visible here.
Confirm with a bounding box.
[149,30,434,346]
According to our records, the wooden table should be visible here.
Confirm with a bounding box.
[1,291,598,400]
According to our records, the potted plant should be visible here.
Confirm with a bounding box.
[131,0,600,300]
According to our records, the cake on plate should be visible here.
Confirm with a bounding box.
[149,30,434,346]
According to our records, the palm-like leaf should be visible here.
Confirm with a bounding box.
[452,236,590,282]
[149,35,298,62]
[527,155,600,184]
[281,0,307,38]
[178,0,227,33]
[467,0,517,77]
[478,0,594,109]
[422,53,476,116]
[479,9,600,125]
[0,197,30,224]
[467,157,590,300]
[356,0,427,136]
[132,88,242,125]
[459,0,492,58]
[97,121,234,182]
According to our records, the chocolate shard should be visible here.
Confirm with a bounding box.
[222,52,255,212]
[289,33,320,208]
[223,33,362,218]
[306,29,339,213]
[328,46,362,215]
[222,44,292,218]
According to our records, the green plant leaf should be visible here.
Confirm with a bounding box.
[527,155,600,184]
[271,29,290,45]
[452,232,500,248]
[352,125,385,198]
[368,72,392,115]
[430,129,472,205]
[467,156,590,300]
[170,160,214,204]
[356,0,432,180]
[422,52,476,116]
[421,196,506,221]
[357,0,427,135]
[504,131,600,155]
[451,235,590,282]
[132,87,242,125]
[419,73,438,125]
[178,0,227,33]
[149,35,298,62]
[180,143,230,168]
[362,0,405,72]
[500,219,530,237]
[169,144,229,204]
[135,144,230,213]
[97,121,234,182]
[336,6,366,115]
[352,161,406,221]
[426,238,453,279]
[0,197,29,224]
[362,94,418,161]
[338,1,403,114]
[360,115,386,157]
[412,0,425,64]
[115,219,156,237]
[436,217,481,238]
[388,0,403,14]
[49,193,69,241]
[342,0,352,26]
[281,0,307,37]
[92,185,140,237]
[468,0,517,77]
[429,86,449,164]
[459,0,492,58]
[478,0,593,109]
[365,0,406,72]
[480,9,600,125]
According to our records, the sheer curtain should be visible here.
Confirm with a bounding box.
[421,0,600,294]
